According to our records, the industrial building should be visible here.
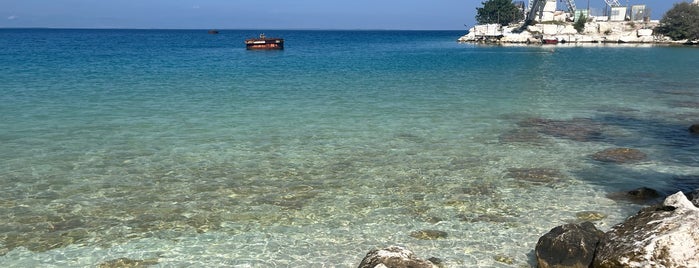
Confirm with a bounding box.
[527,0,651,23]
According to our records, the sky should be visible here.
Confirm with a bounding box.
[0,0,685,30]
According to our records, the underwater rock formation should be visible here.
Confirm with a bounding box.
[409,229,448,240]
[690,124,699,134]
[592,148,647,164]
[606,187,662,204]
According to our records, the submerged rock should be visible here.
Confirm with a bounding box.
[507,168,563,184]
[357,246,437,268]
[592,148,647,164]
[535,222,604,268]
[690,124,699,134]
[518,118,603,142]
[493,254,515,265]
[98,257,159,268]
[606,187,662,204]
[498,129,544,143]
[409,229,448,240]
[594,192,699,268]
[575,211,607,222]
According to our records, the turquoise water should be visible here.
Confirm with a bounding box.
[1,29,698,267]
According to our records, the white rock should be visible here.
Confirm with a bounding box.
[594,192,699,268]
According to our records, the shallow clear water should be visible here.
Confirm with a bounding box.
[1,29,698,267]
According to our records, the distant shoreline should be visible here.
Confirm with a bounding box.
[0,27,467,32]
[458,21,698,46]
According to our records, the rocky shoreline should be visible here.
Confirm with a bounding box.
[355,126,699,267]
[457,21,697,45]
[356,189,699,268]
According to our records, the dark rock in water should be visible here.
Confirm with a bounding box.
[518,117,603,142]
[592,148,647,164]
[427,257,446,268]
[98,257,159,268]
[690,124,699,134]
[535,222,604,268]
[507,168,563,184]
[606,187,662,204]
[593,192,699,268]
[358,246,437,268]
[409,229,448,240]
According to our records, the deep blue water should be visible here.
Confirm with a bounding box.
[0,29,698,266]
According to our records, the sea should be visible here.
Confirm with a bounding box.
[0,29,698,267]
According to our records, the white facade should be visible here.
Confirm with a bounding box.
[610,6,627,21]
[631,5,647,21]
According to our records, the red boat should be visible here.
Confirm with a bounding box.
[245,33,284,50]
[542,38,558,44]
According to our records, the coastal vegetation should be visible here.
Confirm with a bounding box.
[574,15,587,33]
[475,0,524,25]
[655,2,699,41]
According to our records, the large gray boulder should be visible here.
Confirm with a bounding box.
[535,222,605,268]
[358,246,437,268]
[593,192,699,268]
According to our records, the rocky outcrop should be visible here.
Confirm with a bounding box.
[690,124,699,134]
[358,246,437,268]
[592,148,647,164]
[535,222,605,268]
[593,192,699,268]
[534,192,699,268]
[457,21,676,45]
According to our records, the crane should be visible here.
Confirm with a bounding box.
[526,0,577,22]
[561,0,577,15]
[525,0,619,26]
[603,0,622,7]
[526,0,545,22]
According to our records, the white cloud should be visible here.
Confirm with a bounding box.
[7,15,18,20]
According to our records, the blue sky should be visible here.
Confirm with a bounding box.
[0,0,683,30]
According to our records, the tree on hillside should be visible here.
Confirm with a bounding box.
[476,0,524,25]
[655,2,699,41]
[574,15,587,33]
